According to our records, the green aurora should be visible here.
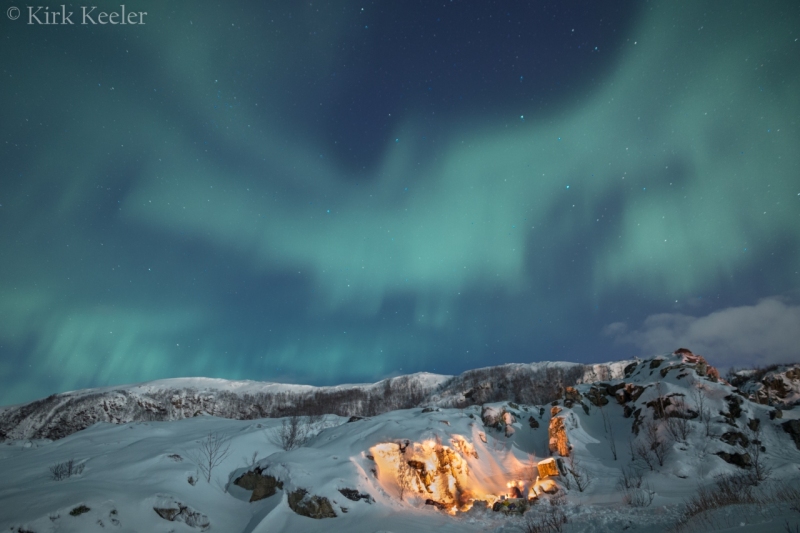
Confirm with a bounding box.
[1,1,798,405]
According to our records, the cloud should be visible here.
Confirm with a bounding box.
[604,297,800,368]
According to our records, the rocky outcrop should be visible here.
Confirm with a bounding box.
[715,451,752,468]
[783,420,800,450]
[288,489,337,519]
[720,431,750,448]
[153,495,210,530]
[548,415,570,456]
[233,468,283,502]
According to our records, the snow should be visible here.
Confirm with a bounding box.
[2,353,799,532]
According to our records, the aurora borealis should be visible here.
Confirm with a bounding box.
[1,1,798,406]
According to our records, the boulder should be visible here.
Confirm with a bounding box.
[153,495,210,530]
[715,451,752,468]
[234,469,283,502]
[770,409,783,420]
[528,416,540,429]
[720,431,750,448]
[338,488,372,503]
[782,420,800,450]
[564,387,582,402]
[288,489,337,519]
[537,457,559,477]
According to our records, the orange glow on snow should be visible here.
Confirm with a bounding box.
[369,428,560,513]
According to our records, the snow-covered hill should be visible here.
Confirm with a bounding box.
[2,350,800,533]
[0,360,624,442]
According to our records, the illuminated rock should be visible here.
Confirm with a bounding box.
[548,416,570,456]
[537,457,559,477]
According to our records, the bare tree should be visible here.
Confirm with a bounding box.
[188,432,232,483]
[632,438,655,471]
[664,395,692,443]
[746,419,771,486]
[644,417,670,467]
[622,481,655,507]
[598,403,617,460]
[514,453,539,485]
[616,465,644,490]
[270,414,310,451]
[567,453,592,492]
[692,386,714,438]
[396,445,416,500]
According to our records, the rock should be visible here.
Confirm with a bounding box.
[234,469,283,502]
[715,451,752,468]
[347,416,365,423]
[782,420,800,450]
[539,479,559,494]
[747,418,760,432]
[338,488,372,503]
[649,359,663,369]
[550,406,562,417]
[623,405,634,418]
[421,407,435,413]
[556,457,568,477]
[769,409,783,420]
[288,489,337,519]
[153,496,209,530]
[564,387,582,402]
[624,362,638,378]
[426,499,450,511]
[587,387,609,407]
[537,457,559,477]
[720,431,750,448]
[548,416,570,456]
[528,416,540,429]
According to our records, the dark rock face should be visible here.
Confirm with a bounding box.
[783,420,800,450]
[528,416,540,429]
[770,409,783,420]
[233,468,283,502]
[288,489,337,519]
[338,488,372,503]
[720,431,750,448]
[716,451,752,468]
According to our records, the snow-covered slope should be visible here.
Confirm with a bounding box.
[2,349,799,532]
[0,360,624,442]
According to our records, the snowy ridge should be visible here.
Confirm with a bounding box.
[0,361,621,442]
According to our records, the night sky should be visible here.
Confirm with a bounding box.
[2,1,799,406]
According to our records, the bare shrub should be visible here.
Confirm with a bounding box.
[270,414,310,451]
[644,418,670,467]
[49,459,84,481]
[598,403,617,460]
[521,493,568,533]
[773,480,800,513]
[674,473,759,531]
[396,445,416,500]
[632,438,655,471]
[691,387,714,438]
[617,465,644,490]
[623,482,655,507]
[188,432,232,483]
[567,453,592,492]
[745,420,771,486]
[665,396,692,443]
